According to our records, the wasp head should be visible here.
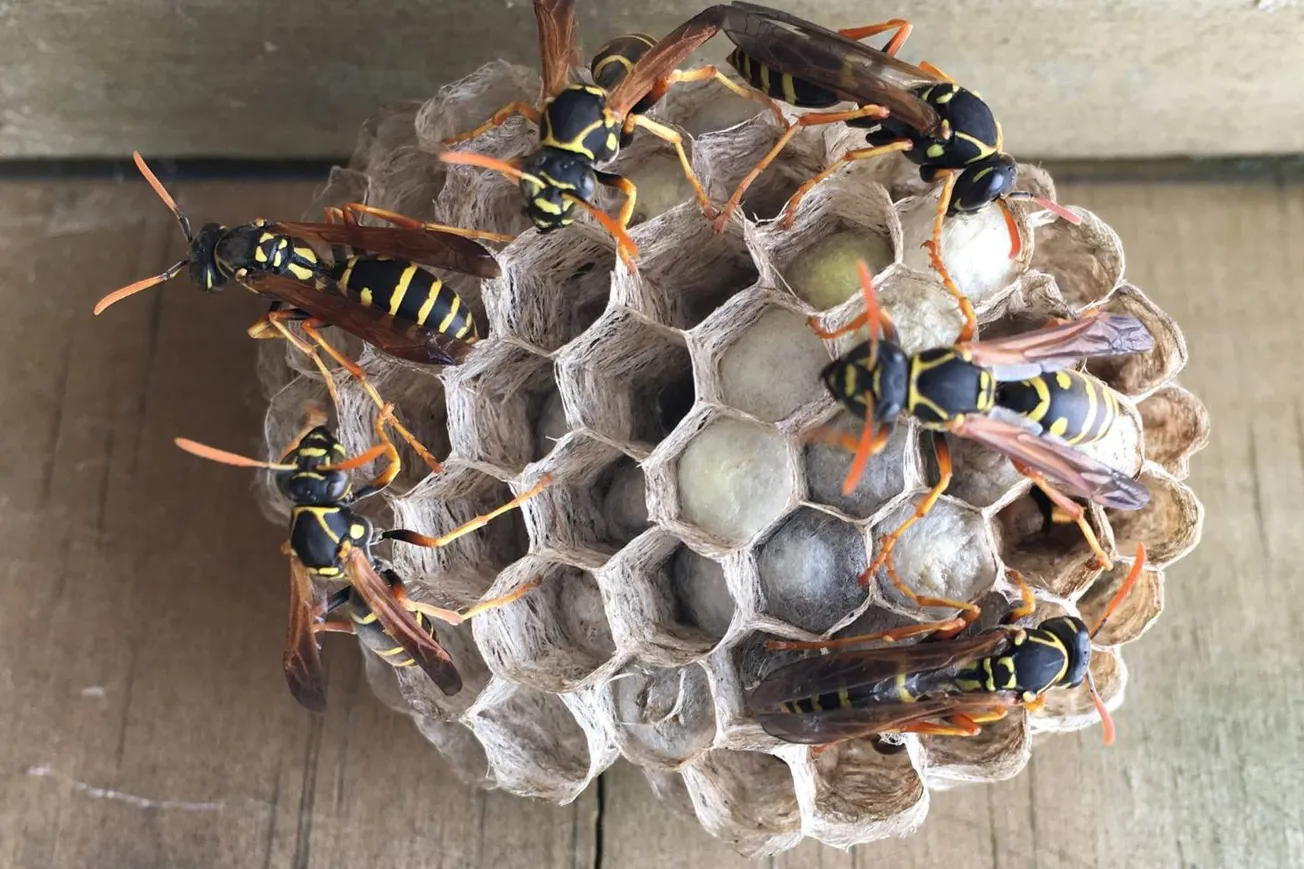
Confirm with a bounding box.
[276,426,352,504]
[520,148,596,231]
[821,340,909,424]
[951,153,1018,214]
[187,223,231,292]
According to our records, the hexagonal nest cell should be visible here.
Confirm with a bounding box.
[254,60,1208,855]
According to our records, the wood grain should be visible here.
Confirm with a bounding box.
[0,2,1303,160]
[0,176,1295,868]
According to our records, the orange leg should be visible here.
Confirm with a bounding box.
[442,101,542,146]
[779,139,911,230]
[712,105,892,231]
[254,307,345,413]
[591,173,641,272]
[1013,461,1113,570]
[843,418,891,495]
[899,717,982,737]
[766,617,966,651]
[837,19,912,56]
[336,202,514,244]
[865,433,954,579]
[342,407,402,501]
[394,577,542,626]
[652,65,787,126]
[624,113,717,220]
[299,320,445,475]
[1004,569,1036,622]
[314,620,357,635]
[918,61,956,83]
[921,169,977,342]
[383,475,551,551]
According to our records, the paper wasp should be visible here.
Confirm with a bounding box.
[747,545,1147,746]
[713,2,1081,339]
[95,152,511,472]
[439,0,780,271]
[816,262,1149,595]
[174,404,546,711]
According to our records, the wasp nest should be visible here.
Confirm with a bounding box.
[257,62,1208,856]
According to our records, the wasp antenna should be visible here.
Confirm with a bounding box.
[564,194,639,270]
[174,437,297,470]
[133,151,194,240]
[1007,191,1081,226]
[438,150,535,185]
[1091,543,1146,639]
[855,259,881,368]
[321,443,392,473]
[1085,669,1115,746]
[93,260,187,315]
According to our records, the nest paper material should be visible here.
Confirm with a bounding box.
[257,62,1208,856]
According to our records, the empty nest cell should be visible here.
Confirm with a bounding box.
[601,530,735,666]
[559,307,695,453]
[1029,206,1124,310]
[466,682,595,803]
[921,710,1031,785]
[1104,465,1202,567]
[632,222,760,331]
[683,749,803,857]
[604,662,717,770]
[798,735,926,840]
[443,341,557,476]
[473,558,618,693]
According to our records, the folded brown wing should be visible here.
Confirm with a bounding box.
[345,549,463,695]
[272,222,501,279]
[952,414,1150,510]
[755,694,1022,744]
[960,312,1154,381]
[606,6,728,118]
[535,0,580,102]
[285,556,328,712]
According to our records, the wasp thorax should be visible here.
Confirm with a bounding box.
[188,223,229,291]
[520,148,596,230]
[952,154,1018,213]
[1038,616,1093,690]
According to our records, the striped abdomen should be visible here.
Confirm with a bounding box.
[777,670,955,714]
[726,47,840,107]
[592,33,657,98]
[351,601,437,669]
[331,256,477,341]
[996,370,1119,446]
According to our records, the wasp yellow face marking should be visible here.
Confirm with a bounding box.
[387,262,419,316]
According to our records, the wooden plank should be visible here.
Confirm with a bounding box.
[0,179,592,869]
[599,181,1304,868]
[0,2,1303,160]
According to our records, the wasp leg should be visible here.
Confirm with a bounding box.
[1024,695,1047,714]
[336,202,514,244]
[442,101,543,146]
[1013,461,1113,571]
[313,620,357,635]
[1003,569,1037,622]
[920,169,977,342]
[766,617,967,651]
[341,407,402,502]
[646,66,786,126]
[837,19,912,56]
[299,320,445,475]
[919,61,956,83]
[865,432,954,578]
[713,107,894,232]
[383,475,551,551]
[623,114,717,220]
[902,709,1011,738]
[393,577,542,626]
[255,306,345,414]
[780,138,912,231]
[591,171,641,272]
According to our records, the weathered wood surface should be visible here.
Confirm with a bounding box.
[0,176,1295,868]
[1,1,1303,159]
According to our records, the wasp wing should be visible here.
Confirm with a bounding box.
[535,0,581,103]
[747,630,1012,712]
[285,555,328,712]
[960,312,1154,381]
[952,413,1150,510]
[605,6,729,118]
[270,221,501,279]
[754,693,1023,744]
[345,548,464,695]
[720,2,942,135]
[243,273,475,367]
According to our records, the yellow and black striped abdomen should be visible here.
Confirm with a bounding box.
[996,370,1119,446]
[726,47,840,108]
[351,603,436,668]
[592,33,656,91]
[333,256,477,341]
